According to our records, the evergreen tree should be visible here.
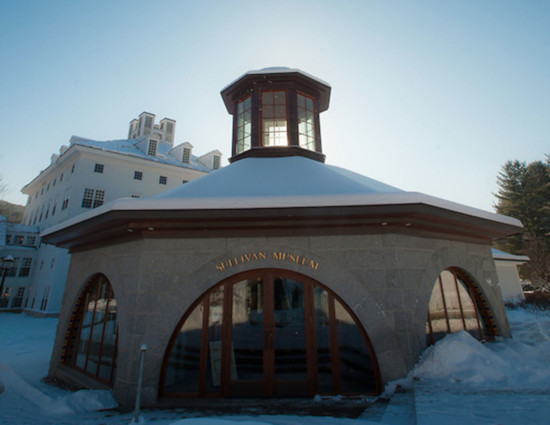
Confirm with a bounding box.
[494,157,550,289]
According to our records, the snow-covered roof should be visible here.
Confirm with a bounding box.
[70,136,213,173]
[221,66,331,93]
[220,67,331,114]
[492,248,530,263]
[42,156,523,242]
[155,156,402,199]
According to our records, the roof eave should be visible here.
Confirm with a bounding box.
[41,201,523,252]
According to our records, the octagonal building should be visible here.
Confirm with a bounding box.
[42,67,522,409]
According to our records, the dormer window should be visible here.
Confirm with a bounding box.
[148,140,158,156]
[182,147,191,164]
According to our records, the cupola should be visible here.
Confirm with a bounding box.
[221,67,331,163]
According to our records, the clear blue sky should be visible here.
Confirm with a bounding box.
[1,0,548,212]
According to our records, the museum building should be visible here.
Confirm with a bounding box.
[42,68,523,408]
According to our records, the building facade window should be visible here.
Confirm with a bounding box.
[6,257,19,277]
[94,163,104,173]
[148,140,158,156]
[71,164,76,173]
[159,176,167,185]
[11,287,25,308]
[62,189,71,210]
[145,115,153,130]
[426,268,496,345]
[261,91,288,147]
[0,287,10,307]
[18,258,33,277]
[81,188,105,209]
[235,96,252,154]
[40,287,50,311]
[12,235,24,245]
[134,171,143,180]
[62,274,118,386]
[297,93,317,151]
[166,121,174,134]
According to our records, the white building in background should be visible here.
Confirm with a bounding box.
[492,248,529,303]
[18,112,222,316]
[0,216,39,310]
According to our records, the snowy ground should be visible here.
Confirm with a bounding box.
[1,307,549,425]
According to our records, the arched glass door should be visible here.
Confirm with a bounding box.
[161,270,380,398]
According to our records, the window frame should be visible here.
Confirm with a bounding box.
[81,188,105,209]
[160,268,381,398]
[260,90,289,147]
[62,274,118,386]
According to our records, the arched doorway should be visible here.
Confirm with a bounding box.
[426,267,498,345]
[161,269,380,398]
[61,273,118,386]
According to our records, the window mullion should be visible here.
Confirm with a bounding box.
[95,282,111,378]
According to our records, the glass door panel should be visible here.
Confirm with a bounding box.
[273,277,308,395]
[206,285,225,394]
[314,285,333,394]
[229,279,264,395]
[164,301,204,394]
[334,301,376,394]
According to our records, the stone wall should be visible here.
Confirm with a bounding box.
[49,232,508,407]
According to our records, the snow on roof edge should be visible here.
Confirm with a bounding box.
[221,67,331,93]
[41,191,523,239]
[492,248,530,262]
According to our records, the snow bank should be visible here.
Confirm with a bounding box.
[0,361,116,415]
[410,308,550,390]
[47,389,118,415]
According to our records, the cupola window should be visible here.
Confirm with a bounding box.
[261,91,288,147]
[297,93,317,151]
[235,96,252,155]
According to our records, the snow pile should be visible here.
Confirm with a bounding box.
[47,389,118,415]
[410,307,550,390]
[0,361,117,415]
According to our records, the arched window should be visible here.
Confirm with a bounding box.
[161,270,380,398]
[62,274,118,385]
[426,268,497,345]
